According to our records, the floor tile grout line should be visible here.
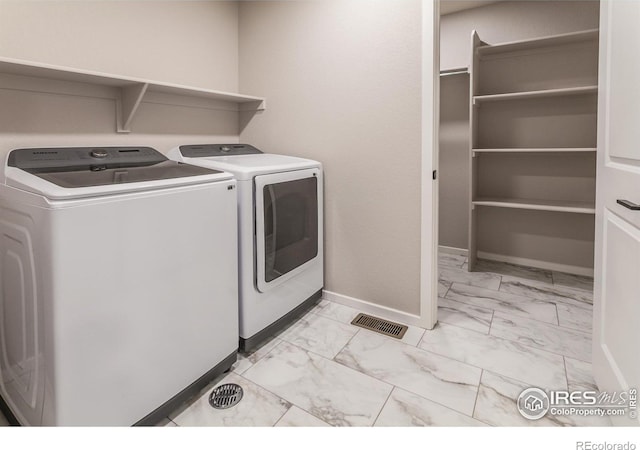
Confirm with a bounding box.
[497,279,594,306]
[485,312,592,362]
[277,314,360,360]
[441,282,452,298]
[438,296,495,334]
[326,333,483,416]
[562,356,571,391]
[471,369,483,419]
[231,372,298,426]
[443,276,593,310]
[550,297,594,311]
[437,319,491,336]
[375,384,482,425]
[439,295,494,314]
[412,326,427,348]
[420,320,586,378]
[554,302,561,327]
[387,328,499,375]
[332,327,362,361]
[487,335,591,365]
[446,276,592,309]
[444,284,565,326]
[272,404,294,427]
[489,311,593,344]
[436,278,587,338]
[281,339,396,392]
[255,339,399,426]
[239,339,284,376]
[487,306,592,338]
[277,403,332,427]
[488,310,495,335]
[371,386,395,427]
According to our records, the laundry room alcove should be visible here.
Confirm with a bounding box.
[0,57,266,136]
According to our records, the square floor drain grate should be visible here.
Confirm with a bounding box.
[350,313,408,339]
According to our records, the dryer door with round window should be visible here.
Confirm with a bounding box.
[255,168,320,293]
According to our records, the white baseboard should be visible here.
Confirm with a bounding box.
[477,251,594,277]
[438,245,468,256]
[322,290,424,328]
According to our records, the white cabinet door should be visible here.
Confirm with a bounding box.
[593,0,640,426]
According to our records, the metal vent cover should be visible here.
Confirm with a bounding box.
[350,313,408,339]
[209,383,243,409]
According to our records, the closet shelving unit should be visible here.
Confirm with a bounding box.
[467,28,599,274]
[0,57,266,133]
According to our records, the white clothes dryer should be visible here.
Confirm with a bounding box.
[168,144,323,352]
[0,146,239,426]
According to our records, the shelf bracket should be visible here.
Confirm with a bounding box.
[239,99,266,112]
[116,82,148,133]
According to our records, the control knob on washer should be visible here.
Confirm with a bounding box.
[90,149,108,158]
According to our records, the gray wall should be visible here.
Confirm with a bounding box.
[238,0,423,315]
[439,73,470,250]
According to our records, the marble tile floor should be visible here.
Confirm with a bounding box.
[0,256,606,427]
[161,256,607,427]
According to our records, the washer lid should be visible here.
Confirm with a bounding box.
[173,144,321,180]
[5,147,233,200]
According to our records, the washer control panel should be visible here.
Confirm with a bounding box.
[8,147,166,171]
[179,144,263,158]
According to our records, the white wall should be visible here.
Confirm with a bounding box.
[239,0,423,315]
[441,0,600,70]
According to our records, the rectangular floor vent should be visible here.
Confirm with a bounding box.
[350,313,408,339]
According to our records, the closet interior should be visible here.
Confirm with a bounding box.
[439,4,599,278]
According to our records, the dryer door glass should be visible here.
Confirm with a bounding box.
[255,169,320,292]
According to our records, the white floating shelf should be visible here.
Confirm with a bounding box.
[473,85,597,104]
[0,57,266,133]
[477,28,599,57]
[473,147,597,154]
[473,197,596,215]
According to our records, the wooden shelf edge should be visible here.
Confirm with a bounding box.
[473,199,596,215]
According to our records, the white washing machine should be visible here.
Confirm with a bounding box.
[0,146,239,426]
[168,144,323,352]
